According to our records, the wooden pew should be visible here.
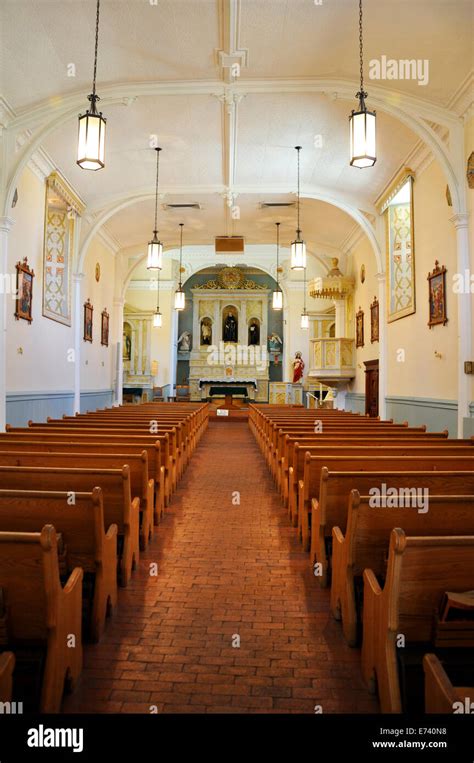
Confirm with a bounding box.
[292,450,474,537]
[0,466,139,587]
[0,525,83,713]
[0,487,117,642]
[312,468,474,587]
[331,491,474,646]
[0,652,15,703]
[0,450,154,548]
[282,436,470,507]
[423,654,474,714]
[361,528,474,713]
[0,432,171,508]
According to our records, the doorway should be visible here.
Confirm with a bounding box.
[364,359,379,418]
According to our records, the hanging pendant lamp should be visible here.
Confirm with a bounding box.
[77,0,106,170]
[349,0,376,168]
[300,262,309,329]
[147,147,163,271]
[174,223,186,311]
[272,222,283,310]
[290,146,306,270]
[153,270,162,328]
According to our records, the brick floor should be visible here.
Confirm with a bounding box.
[63,421,379,714]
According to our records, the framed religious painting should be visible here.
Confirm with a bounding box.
[84,299,93,342]
[427,261,448,328]
[101,308,109,346]
[14,258,34,323]
[370,296,379,343]
[356,307,364,348]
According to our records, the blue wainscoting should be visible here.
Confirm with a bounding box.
[464,402,474,438]
[385,396,458,437]
[80,389,114,413]
[344,392,366,415]
[6,390,113,426]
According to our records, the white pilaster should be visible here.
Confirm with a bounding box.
[450,212,472,438]
[0,217,14,431]
[113,297,124,406]
[137,320,143,375]
[73,272,85,415]
[377,272,387,420]
[169,309,178,391]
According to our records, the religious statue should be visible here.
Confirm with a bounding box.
[268,333,283,352]
[248,320,260,346]
[223,311,237,342]
[200,320,212,345]
[292,351,305,383]
[122,331,131,361]
[178,330,192,352]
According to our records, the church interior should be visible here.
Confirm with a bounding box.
[0,0,473,741]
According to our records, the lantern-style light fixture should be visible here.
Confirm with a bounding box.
[77,0,106,170]
[153,270,162,328]
[174,223,186,311]
[349,0,376,168]
[147,147,163,271]
[300,261,309,329]
[290,146,306,270]
[272,222,283,310]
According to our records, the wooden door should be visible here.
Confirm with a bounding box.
[364,359,379,418]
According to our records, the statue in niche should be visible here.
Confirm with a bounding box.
[248,320,260,346]
[223,310,238,342]
[292,351,305,383]
[122,324,132,361]
[200,319,212,346]
[177,330,192,352]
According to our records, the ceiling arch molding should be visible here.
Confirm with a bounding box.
[2,78,466,219]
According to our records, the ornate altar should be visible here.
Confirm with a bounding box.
[188,267,271,402]
[122,305,154,401]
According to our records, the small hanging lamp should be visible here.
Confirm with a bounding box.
[77,0,106,170]
[290,146,306,270]
[272,222,283,310]
[349,0,376,168]
[300,263,309,329]
[174,223,186,311]
[147,147,163,271]
[153,270,162,328]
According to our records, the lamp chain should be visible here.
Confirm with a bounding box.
[154,148,161,233]
[92,0,101,98]
[276,222,280,287]
[179,223,184,286]
[297,147,301,235]
[359,0,364,95]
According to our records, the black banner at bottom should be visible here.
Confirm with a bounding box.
[0,713,472,761]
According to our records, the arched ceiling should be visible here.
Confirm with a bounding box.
[2,0,472,256]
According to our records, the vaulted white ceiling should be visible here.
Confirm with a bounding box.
[2,0,472,262]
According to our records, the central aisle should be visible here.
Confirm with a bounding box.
[65,421,378,714]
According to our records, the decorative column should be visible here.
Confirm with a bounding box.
[0,216,14,431]
[450,212,472,438]
[73,272,85,415]
[333,299,346,337]
[377,272,387,420]
[113,297,124,406]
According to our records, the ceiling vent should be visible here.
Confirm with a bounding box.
[163,203,202,210]
[259,202,295,209]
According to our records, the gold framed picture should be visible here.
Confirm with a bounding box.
[101,308,109,346]
[15,258,34,323]
[370,297,379,343]
[84,299,93,342]
[427,261,448,328]
[356,307,364,348]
